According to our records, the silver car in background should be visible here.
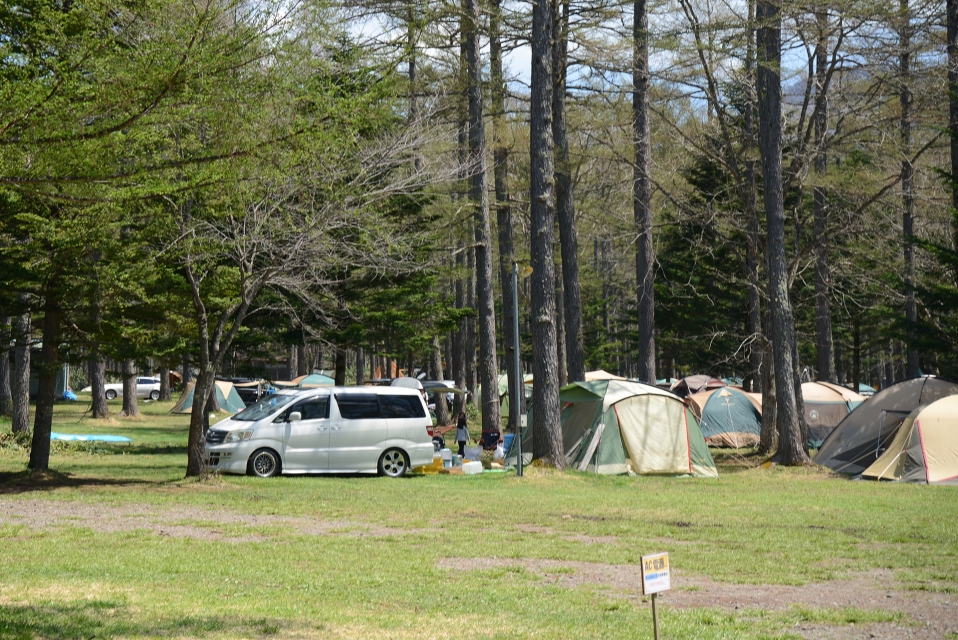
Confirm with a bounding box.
[204,386,434,477]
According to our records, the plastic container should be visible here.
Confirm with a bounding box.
[464,445,482,461]
[462,460,483,475]
[441,448,452,468]
[452,454,462,466]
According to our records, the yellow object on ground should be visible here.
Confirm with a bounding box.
[413,455,444,474]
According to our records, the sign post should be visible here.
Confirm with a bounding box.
[641,552,670,640]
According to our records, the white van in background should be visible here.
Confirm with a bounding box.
[205,386,434,477]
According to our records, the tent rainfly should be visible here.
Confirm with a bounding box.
[861,395,958,484]
[171,380,247,414]
[669,375,726,398]
[801,382,867,448]
[508,380,717,477]
[687,387,762,448]
[814,377,958,476]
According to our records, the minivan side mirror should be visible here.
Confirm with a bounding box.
[288,411,302,422]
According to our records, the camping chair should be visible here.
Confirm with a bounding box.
[480,430,501,451]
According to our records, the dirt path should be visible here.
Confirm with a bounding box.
[439,558,958,639]
[0,498,435,541]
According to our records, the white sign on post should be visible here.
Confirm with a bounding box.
[641,552,670,595]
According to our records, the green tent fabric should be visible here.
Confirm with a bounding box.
[506,380,717,478]
[690,387,762,448]
[171,380,247,414]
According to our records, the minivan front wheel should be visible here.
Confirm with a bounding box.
[247,448,281,478]
[378,449,409,478]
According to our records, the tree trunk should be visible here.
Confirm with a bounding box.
[182,353,192,386]
[89,356,108,418]
[453,244,467,416]
[159,363,171,402]
[899,0,919,376]
[556,284,567,385]
[287,344,298,380]
[633,0,656,384]
[465,246,477,407]
[0,317,11,416]
[297,344,308,377]
[758,326,778,454]
[186,370,214,477]
[29,286,61,471]
[813,10,835,383]
[553,0,585,385]
[745,0,762,395]
[121,359,139,417]
[950,0,958,250]
[463,0,500,434]
[853,319,861,391]
[12,310,31,434]
[356,347,365,385]
[530,0,563,467]
[757,0,809,465]
[431,336,451,426]
[334,349,346,385]
[490,0,519,431]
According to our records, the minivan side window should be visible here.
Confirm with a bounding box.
[379,394,426,419]
[335,394,381,419]
[292,398,329,421]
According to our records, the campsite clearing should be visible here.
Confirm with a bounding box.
[0,401,955,639]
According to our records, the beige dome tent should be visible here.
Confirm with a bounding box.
[862,395,958,484]
[801,382,866,447]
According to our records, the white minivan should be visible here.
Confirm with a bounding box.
[204,386,434,477]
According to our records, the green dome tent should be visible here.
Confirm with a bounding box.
[687,387,762,448]
[507,380,717,477]
[171,380,247,414]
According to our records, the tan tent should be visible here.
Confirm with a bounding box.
[802,382,866,447]
[862,395,958,484]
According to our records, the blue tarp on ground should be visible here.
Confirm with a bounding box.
[51,432,132,443]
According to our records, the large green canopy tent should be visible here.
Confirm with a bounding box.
[687,387,762,448]
[506,380,717,477]
[814,377,958,476]
[171,380,247,414]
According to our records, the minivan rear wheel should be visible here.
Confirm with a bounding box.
[105,389,117,400]
[247,448,281,478]
[378,449,409,478]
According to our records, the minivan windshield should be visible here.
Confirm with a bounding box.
[232,394,298,422]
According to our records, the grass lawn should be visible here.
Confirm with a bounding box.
[0,399,955,639]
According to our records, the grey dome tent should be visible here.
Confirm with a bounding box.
[814,377,958,476]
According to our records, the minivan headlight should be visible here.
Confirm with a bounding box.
[225,429,253,443]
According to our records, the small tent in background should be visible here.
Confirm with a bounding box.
[669,375,725,398]
[495,372,533,420]
[801,381,866,448]
[814,376,958,476]
[862,395,958,484]
[508,380,717,477]
[856,383,877,397]
[272,373,335,388]
[688,387,762,448]
[171,380,247,414]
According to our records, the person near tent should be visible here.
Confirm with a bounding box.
[455,412,469,457]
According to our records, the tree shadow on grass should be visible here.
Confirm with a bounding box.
[0,599,288,639]
[0,470,154,495]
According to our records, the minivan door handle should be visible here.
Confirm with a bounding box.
[331,426,342,431]
[317,426,327,431]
